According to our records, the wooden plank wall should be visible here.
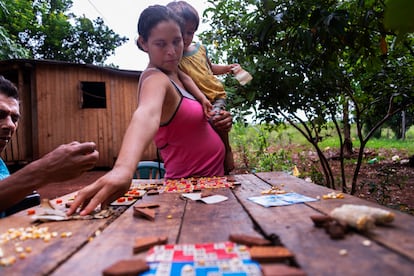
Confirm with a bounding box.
[0,61,157,168]
[33,63,157,167]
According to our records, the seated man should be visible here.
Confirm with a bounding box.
[0,75,99,217]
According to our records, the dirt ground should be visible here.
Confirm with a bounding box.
[37,149,414,216]
[289,148,414,215]
[353,161,414,215]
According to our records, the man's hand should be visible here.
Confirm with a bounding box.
[37,141,99,183]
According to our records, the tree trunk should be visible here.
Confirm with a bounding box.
[343,100,353,157]
[401,110,406,140]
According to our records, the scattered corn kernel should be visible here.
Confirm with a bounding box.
[25,246,32,253]
[0,256,17,266]
[167,215,173,219]
[322,192,345,199]
[362,240,371,246]
[61,232,72,238]
[18,252,27,259]
[339,249,348,256]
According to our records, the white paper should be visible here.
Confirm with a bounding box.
[181,193,228,204]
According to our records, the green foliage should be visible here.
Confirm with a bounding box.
[230,123,296,173]
[0,27,30,59]
[384,0,414,35]
[0,0,29,59]
[0,0,127,65]
[201,0,414,192]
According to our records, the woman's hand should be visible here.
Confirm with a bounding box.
[67,169,132,216]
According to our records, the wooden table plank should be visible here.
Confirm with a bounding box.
[52,192,186,275]
[233,173,414,275]
[0,208,125,275]
[4,174,414,276]
[179,188,264,244]
[256,171,414,262]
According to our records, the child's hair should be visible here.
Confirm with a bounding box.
[136,5,184,51]
[166,1,199,30]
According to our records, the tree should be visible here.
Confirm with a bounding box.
[0,1,29,59]
[200,0,414,193]
[0,0,127,65]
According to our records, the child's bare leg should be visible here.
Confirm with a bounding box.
[218,129,234,174]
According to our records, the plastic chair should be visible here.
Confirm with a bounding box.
[134,161,165,179]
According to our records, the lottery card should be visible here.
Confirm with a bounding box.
[248,192,318,207]
[142,242,261,276]
[140,259,261,276]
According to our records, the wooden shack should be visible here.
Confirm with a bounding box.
[0,59,157,168]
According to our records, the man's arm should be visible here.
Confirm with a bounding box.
[0,142,98,212]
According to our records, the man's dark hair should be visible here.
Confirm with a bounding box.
[0,76,19,100]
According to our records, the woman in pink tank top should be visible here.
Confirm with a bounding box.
[154,80,224,179]
[68,5,232,216]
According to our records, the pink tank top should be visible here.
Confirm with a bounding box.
[154,81,225,179]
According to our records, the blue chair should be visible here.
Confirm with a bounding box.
[134,161,165,179]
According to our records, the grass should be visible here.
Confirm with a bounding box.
[230,123,414,173]
[232,123,414,151]
[318,129,414,156]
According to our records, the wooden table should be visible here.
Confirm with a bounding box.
[1,172,413,275]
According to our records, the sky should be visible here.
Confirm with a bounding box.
[70,0,210,71]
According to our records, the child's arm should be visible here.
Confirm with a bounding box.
[177,70,212,118]
[207,58,239,76]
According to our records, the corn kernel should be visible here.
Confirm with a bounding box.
[362,240,371,247]
[339,249,348,256]
[61,232,72,238]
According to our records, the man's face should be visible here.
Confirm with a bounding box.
[0,93,20,153]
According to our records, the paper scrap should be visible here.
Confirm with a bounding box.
[181,193,228,204]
